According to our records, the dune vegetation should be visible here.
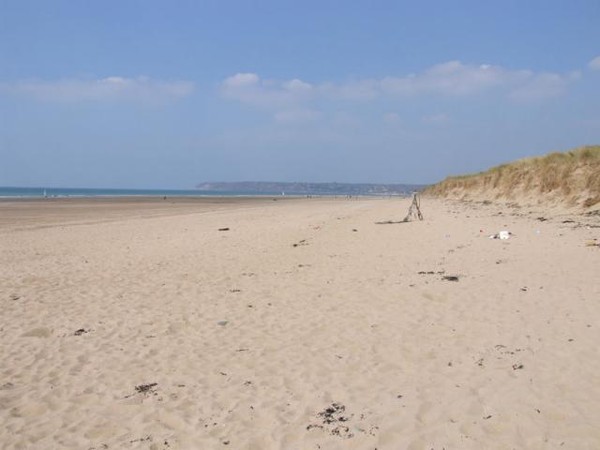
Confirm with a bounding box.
[424,146,600,208]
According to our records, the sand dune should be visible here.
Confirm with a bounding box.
[1,197,599,449]
[425,146,600,210]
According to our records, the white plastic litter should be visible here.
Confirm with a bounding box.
[489,230,512,240]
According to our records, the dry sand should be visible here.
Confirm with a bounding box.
[1,196,599,449]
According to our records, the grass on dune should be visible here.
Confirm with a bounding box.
[425,146,600,208]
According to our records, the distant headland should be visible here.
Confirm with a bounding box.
[195,181,427,196]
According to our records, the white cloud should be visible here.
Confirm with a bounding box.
[283,78,312,92]
[589,56,600,71]
[220,72,313,109]
[222,73,259,88]
[1,76,194,103]
[380,61,529,96]
[221,61,577,109]
[509,72,572,101]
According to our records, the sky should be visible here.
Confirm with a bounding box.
[1,0,599,188]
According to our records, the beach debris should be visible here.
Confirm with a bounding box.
[217,321,228,326]
[585,239,599,247]
[130,436,152,444]
[512,364,524,370]
[135,383,158,394]
[292,239,308,247]
[375,220,406,224]
[218,227,230,231]
[73,328,89,336]
[352,228,358,232]
[418,270,445,275]
[536,217,548,222]
[442,275,460,282]
[229,289,241,293]
[307,403,379,439]
[307,403,354,439]
[489,230,512,240]
[520,287,528,292]
[319,403,349,424]
[9,294,20,301]
[124,382,159,399]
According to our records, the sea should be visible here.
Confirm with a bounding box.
[0,186,256,198]
[0,185,420,198]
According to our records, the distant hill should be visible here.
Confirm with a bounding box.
[424,146,600,209]
[196,181,426,196]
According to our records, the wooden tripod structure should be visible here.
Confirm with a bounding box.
[403,193,424,222]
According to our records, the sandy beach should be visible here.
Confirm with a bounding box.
[1,196,599,449]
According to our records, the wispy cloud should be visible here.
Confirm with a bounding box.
[509,71,580,101]
[221,73,312,109]
[379,61,527,96]
[1,76,194,103]
[589,56,600,71]
[221,61,579,110]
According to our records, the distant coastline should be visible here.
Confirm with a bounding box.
[2,182,427,199]
[196,181,427,196]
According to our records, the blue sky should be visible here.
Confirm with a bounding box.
[1,0,599,188]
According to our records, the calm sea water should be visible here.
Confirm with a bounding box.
[0,186,261,198]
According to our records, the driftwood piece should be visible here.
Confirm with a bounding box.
[402,193,424,222]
